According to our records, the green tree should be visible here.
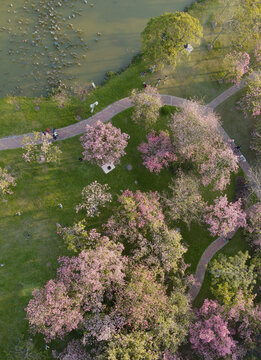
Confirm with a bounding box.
[162,171,206,228]
[131,86,162,129]
[141,12,203,69]
[230,0,261,47]
[101,331,159,360]
[22,132,62,163]
[209,251,257,305]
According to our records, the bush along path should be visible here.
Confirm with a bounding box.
[0,80,259,303]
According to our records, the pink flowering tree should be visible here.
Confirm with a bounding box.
[223,51,250,84]
[131,86,162,129]
[80,121,129,166]
[105,190,187,272]
[239,71,261,117]
[0,167,16,198]
[25,279,83,342]
[114,265,192,352]
[199,139,238,191]
[56,240,126,314]
[190,299,238,359]
[26,239,126,342]
[75,181,112,217]
[22,132,62,163]
[137,131,177,173]
[170,101,238,190]
[204,195,247,238]
[56,340,91,360]
[170,101,220,161]
[105,190,165,242]
[228,291,261,349]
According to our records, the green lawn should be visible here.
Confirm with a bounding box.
[0,107,243,355]
[0,0,260,356]
[216,90,258,164]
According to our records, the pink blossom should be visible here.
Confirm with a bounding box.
[190,299,238,359]
[223,51,250,84]
[80,121,129,166]
[138,130,177,173]
[204,195,247,238]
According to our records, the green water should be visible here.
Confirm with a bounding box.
[0,0,193,97]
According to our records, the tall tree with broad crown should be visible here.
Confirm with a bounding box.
[141,12,203,69]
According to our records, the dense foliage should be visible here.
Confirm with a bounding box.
[204,195,246,238]
[209,251,257,305]
[22,132,62,163]
[75,181,112,217]
[162,171,205,228]
[131,86,162,129]
[141,12,203,68]
[0,167,16,198]
[170,101,238,190]
[138,130,177,173]
[81,121,129,166]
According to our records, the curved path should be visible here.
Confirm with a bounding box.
[0,81,245,151]
[0,79,259,302]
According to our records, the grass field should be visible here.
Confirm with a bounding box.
[0,106,244,355]
[0,0,260,356]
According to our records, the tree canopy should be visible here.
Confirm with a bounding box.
[141,12,203,69]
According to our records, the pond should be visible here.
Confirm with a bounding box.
[0,0,193,97]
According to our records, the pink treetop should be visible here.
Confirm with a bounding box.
[228,291,261,346]
[116,189,165,232]
[80,120,129,166]
[105,189,165,248]
[138,130,177,173]
[170,101,238,190]
[170,101,220,161]
[57,239,127,313]
[199,139,238,191]
[204,195,247,238]
[223,51,250,84]
[56,339,91,360]
[26,239,126,342]
[190,299,237,359]
[25,280,83,342]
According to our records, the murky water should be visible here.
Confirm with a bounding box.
[0,0,193,97]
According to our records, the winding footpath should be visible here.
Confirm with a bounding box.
[0,79,259,302]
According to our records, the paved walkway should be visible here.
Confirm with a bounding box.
[0,80,243,151]
[188,203,259,301]
[0,79,258,303]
